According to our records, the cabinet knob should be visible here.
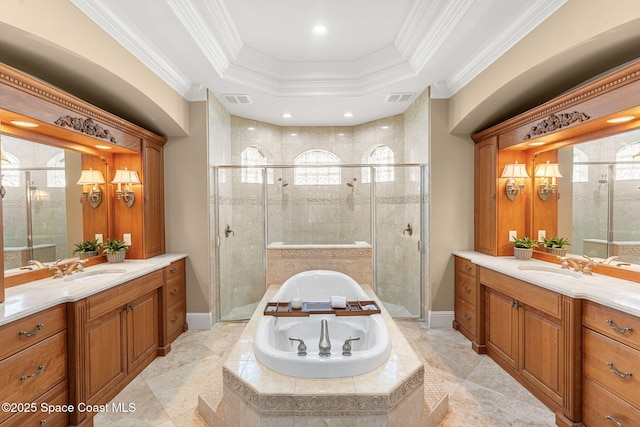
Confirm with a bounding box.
[170,267,178,273]
[170,288,178,295]
[19,323,44,337]
[171,315,178,323]
[464,264,472,272]
[463,313,471,321]
[463,286,472,294]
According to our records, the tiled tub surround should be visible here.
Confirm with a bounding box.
[198,285,449,426]
[266,241,373,286]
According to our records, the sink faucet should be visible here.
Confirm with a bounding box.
[558,256,596,275]
[63,259,88,276]
[319,319,331,357]
[601,256,621,265]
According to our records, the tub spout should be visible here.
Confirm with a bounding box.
[342,336,360,356]
[289,337,307,356]
[319,319,331,357]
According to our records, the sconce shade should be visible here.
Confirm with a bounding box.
[501,163,529,178]
[76,169,106,185]
[111,169,141,185]
[535,161,563,178]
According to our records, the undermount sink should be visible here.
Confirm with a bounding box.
[65,269,128,282]
[518,265,583,279]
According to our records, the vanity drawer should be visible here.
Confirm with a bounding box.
[2,380,69,427]
[0,304,66,361]
[455,271,476,306]
[582,377,640,427]
[583,300,640,351]
[165,259,185,282]
[164,277,185,308]
[455,256,476,278]
[0,332,67,424]
[166,301,185,339]
[454,297,477,336]
[583,328,640,407]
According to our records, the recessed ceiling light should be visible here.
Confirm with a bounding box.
[247,127,255,131]
[290,133,297,137]
[11,120,39,128]
[311,24,327,36]
[344,112,354,118]
[95,145,112,150]
[381,125,390,130]
[528,141,546,146]
[282,113,292,118]
[606,116,635,124]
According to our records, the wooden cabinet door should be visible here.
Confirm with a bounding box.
[142,139,165,258]
[86,309,126,401]
[474,137,497,255]
[127,291,158,372]
[520,305,563,405]
[486,289,518,369]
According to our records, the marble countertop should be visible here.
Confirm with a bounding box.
[454,251,640,317]
[0,253,187,326]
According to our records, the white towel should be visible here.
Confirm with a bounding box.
[330,296,347,308]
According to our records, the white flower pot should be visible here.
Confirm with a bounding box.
[513,247,533,260]
[106,251,126,263]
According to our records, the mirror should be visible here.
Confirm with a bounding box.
[2,133,88,270]
[553,127,640,265]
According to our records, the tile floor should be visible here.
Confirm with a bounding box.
[94,321,555,426]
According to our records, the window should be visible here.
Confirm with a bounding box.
[241,146,266,183]
[47,152,66,187]
[1,151,20,187]
[294,150,341,185]
[361,144,394,183]
[572,147,588,183]
[615,142,640,181]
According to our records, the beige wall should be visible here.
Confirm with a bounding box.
[164,101,210,314]
[429,99,475,311]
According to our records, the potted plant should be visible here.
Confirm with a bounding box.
[510,236,537,260]
[103,238,129,263]
[541,236,570,256]
[73,239,102,259]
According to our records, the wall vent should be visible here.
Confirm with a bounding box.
[222,94,253,104]
[384,93,415,103]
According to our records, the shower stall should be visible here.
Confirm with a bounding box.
[214,163,428,321]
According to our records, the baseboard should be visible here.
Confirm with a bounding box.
[429,311,454,328]
[187,312,213,330]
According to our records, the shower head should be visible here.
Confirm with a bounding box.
[346,177,357,188]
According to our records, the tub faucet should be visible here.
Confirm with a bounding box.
[319,319,331,357]
[342,337,360,356]
[289,337,307,356]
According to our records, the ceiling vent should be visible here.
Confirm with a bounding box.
[222,94,253,104]
[384,93,415,103]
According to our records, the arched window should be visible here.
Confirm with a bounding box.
[241,146,266,183]
[294,150,341,185]
[572,147,588,183]
[47,152,66,187]
[1,151,20,187]
[615,141,640,180]
[361,144,394,183]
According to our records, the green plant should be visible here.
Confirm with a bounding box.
[541,236,571,248]
[102,238,129,254]
[73,239,102,254]
[510,236,538,249]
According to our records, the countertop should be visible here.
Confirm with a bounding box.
[0,253,187,326]
[454,251,640,318]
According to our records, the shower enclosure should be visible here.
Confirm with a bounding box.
[215,164,427,321]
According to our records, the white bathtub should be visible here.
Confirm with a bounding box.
[253,270,391,378]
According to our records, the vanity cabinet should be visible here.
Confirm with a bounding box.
[159,259,187,354]
[481,267,581,423]
[68,269,163,425]
[582,301,640,426]
[453,256,485,352]
[0,305,68,426]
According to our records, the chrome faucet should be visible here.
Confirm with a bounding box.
[63,259,88,276]
[318,319,331,357]
[288,337,307,356]
[341,337,360,356]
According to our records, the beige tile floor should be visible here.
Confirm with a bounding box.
[94,321,555,426]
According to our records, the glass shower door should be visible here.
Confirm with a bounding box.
[217,167,265,320]
[374,165,423,318]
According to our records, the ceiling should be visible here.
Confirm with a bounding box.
[69,0,566,127]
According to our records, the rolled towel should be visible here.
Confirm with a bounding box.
[330,296,347,308]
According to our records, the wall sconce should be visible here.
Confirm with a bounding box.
[535,160,562,201]
[500,162,529,201]
[111,168,140,207]
[77,168,105,208]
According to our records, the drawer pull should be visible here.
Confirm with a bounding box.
[464,264,472,272]
[170,288,178,295]
[607,361,632,378]
[605,415,623,426]
[463,285,472,294]
[606,319,633,334]
[19,323,44,337]
[463,313,471,321]
[170,267,178,273]
[171,315,178,323]
[20,365,45,381]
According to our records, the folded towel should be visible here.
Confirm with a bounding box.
[330,296,347,308]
